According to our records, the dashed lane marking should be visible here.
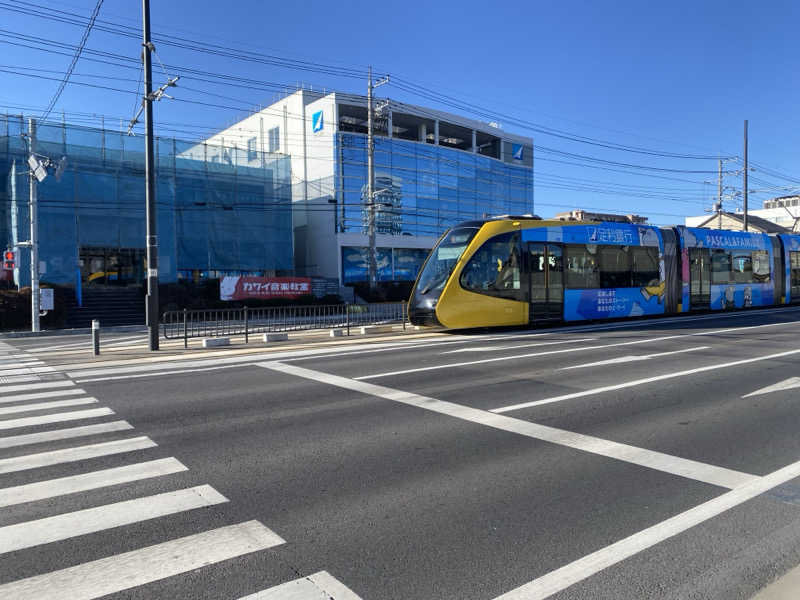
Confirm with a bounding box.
[0,520,285,600]
[559,346,710,370]
[0,457,187,507]
[0,485,228,554]
[259,362,757,489]
[492,348,800,414]
[442,337,597,354]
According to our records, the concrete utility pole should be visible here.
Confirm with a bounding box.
[28,117,40,333]
[717,158,723,229]
[743,120,749,232]
[366,66,389,294]
[142,0,159,350]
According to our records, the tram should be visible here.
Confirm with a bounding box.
[407,216,800,329]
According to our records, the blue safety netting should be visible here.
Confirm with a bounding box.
[0,114,292,287]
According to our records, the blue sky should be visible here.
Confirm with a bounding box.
[2,0,798,225]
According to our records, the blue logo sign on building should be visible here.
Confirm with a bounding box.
[312,110,324,133]
[512,143,524,161]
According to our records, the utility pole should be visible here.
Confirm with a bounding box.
[717,158,723,229]
[366,65,389,294]
[743,119,749,232]
[142,0,159,350]
[28,117,40,333]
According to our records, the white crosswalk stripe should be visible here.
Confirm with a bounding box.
[0,520,286,600]
[0,407,114,431]
[1,380,76,394]
[239,571,363,600]
[0,420,134,449]
[0,397,97,416]
[0,485,228,554]
[0,436,156,474]
[0,388,87,404]
[0,457,188,507]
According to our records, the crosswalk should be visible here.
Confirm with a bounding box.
[0,343,363,599]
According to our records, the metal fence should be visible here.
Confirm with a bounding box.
[161,302,407,347]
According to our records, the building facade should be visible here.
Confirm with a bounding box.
[686,196,800,233]
[1,114,292,289]
[202,90,534,286]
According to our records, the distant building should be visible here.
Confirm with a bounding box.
[686,194,800,233]
[554,209,648,224]
[198,89,534,287]
[685,211,789,233]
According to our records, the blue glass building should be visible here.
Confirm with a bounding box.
[203,90,534,286]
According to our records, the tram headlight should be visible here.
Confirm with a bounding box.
[426,299,438,309]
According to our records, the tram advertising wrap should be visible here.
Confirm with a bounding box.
[521,223,666,321]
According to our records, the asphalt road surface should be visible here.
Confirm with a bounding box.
[4,307,800,599]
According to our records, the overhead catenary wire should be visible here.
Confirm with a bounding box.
[38,0,104,122]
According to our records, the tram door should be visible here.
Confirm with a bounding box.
[689,248,711,309]
[528,243,564,322]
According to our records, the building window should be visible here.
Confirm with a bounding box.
[247,137,257,162]
[268,127,280,153]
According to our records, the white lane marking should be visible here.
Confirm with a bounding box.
[0,358,43,366]
[259,362,756,489]
[0,380,75,394]
[0,388,87,405]
[0,397,98,416]
[0,407,114,431]
[491,347,800,414]
[0,485,227,554]
[0,457,187,508]
[0,520,285,600]
[743,377,800,398]
[239,571,363,600]
[0,436,155,474]
[0,421,133,449]
[442,337,597,354]
[559,346,710,370]
[355,320,800,381]
[492,457,800,600]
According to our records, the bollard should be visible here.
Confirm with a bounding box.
[91,320,100,356]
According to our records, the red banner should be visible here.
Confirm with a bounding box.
[220,276,312,300]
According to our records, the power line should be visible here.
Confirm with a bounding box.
[39,0,104,122]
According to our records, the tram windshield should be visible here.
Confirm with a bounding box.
[416,227,479,296]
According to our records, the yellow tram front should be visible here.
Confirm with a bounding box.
[408,218,539,329]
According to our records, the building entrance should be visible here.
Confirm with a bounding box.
[79,247,145,286]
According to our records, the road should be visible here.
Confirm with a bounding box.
[3,307,800,599]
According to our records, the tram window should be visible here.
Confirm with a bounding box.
[565,245,599,289]
[598,246,631,288]
[791,252,800,287]
[711,249,732,284]
[732,253,753,283]
[631,246,660,287]
[460,232,521,300]
[752,250,770,282]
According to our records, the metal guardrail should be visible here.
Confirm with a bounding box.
[161,302,407,347]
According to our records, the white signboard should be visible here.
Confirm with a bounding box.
[40,288,54,311]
